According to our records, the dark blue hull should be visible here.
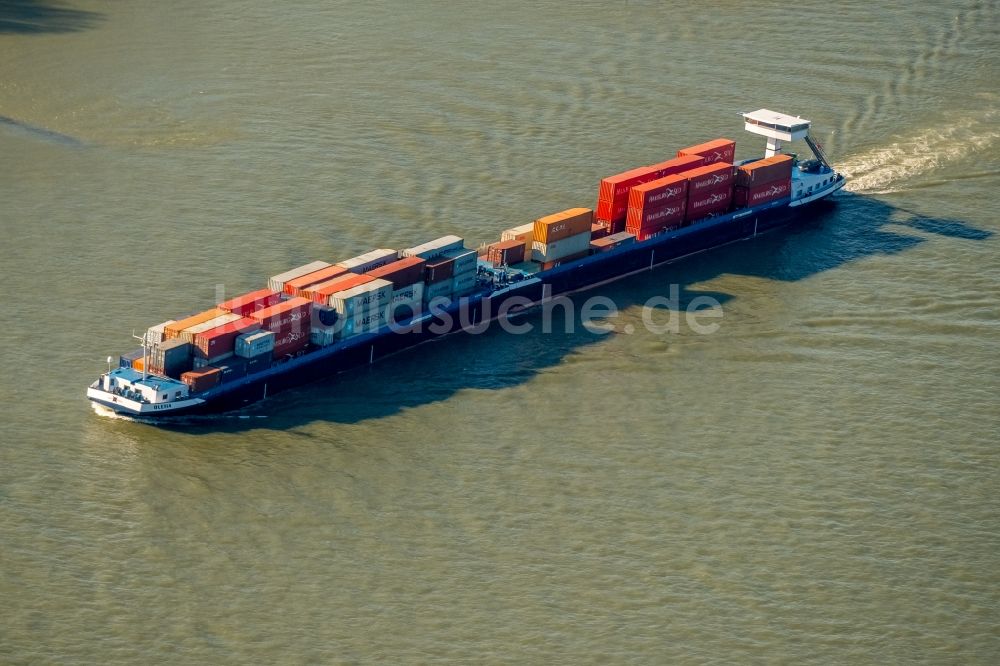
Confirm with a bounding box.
[101,194,820,420]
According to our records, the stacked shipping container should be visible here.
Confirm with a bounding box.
[733,154,794,208]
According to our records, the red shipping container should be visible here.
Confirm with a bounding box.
[424,256,456,284]
[595,218,626,235]
[733,178,792,207]
[628,173,688,210]
[686,184,733,221]
[677,138,736,165]
[192,317,260,359]
[181,367,221,393]
[683,162,735,195]
[590,224,609,240]
[218,289,281,317]
[283,265,349,297]
[309,273,375,303]
[486,239,526,267]
[271,324,310,359]
[250,297,312,333]
[735,154,793,187]
[626,220,681,242]
[366,256,426,288]
[596,197,628,223]
[626,199,686,230]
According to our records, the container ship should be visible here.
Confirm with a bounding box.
[88,110,845,420]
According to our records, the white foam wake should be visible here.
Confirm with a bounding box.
[839,107,998,194]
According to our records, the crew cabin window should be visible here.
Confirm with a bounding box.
[162,393,168,400]
[175,391,182,399]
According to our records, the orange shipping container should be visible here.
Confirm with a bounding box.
[677,138,736,165]
[533,208,593,244]
[308,273,375,303]
[284,265,349,297]
[628,173,689,210]
[164,308,227,340]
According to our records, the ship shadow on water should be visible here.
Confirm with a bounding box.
[159,193,991,434]
[0,0,102,34]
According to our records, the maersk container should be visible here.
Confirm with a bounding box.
[401,235,464,260]
[336,248,397,273]
[218,289,281,317]
[267,261,332,293]
[677,138,736,165]
[327,278,393,317]
[734,154,793,187]
[424,256,456,284]
[341,306,389,338]
[733,178,792,207]
[423,279,453,303]
[389,282,424,309]
[626,199,686,229]
[441,247,478,275]
[178,313,243,344]
[683,162,735,195]
[628,174,688,210]
[235,329,276,358]
[251,297,313,333]
[366,256,426,288]
[451,271,477,297]
[533,208,593,244]
[531,230,592,262]
[283,266,349,297]
[164,308,227,340]
[145,320,175,345]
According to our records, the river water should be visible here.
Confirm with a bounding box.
[2,1,998,663]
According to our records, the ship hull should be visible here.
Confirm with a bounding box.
[94,189,839,421]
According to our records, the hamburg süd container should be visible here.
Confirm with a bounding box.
[627,173,688,211]
[681,161,735,195]
[626,199,686,230]
[218,289,281,317]
[235,329,276,358]
[733,178,792,207]
[267,261,332,293]
[686,184,733,221]
[283,266,349,297]
[401,235,464,260]
[326,278,393,317]
[307,273,374,303]
[336,248,398,274]
[596,155,704,215]
[250,297,313,333]
[192,317,260,360]
[181,367,221,393]
[734,154,793,187]
[164,308,227,340]
[366,256,426,288]
[272,326,309,359]
[676,138,736,165]
[533,208,593,244]
[424,256,456,284]
[531,230,592,262]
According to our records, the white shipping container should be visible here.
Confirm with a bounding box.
[268,261,332,293]
[235,330,275,358]
[336,248,397,273]
[500,222,534,243]
[342,305,389,338]
[441,247,478,275]
[401,235,464,260]
[146,320,175,345]
[531,231,592,262]
[326,278,393,317]
[310,327,338,347]
[178,313,243,343]
[389,281,424,308]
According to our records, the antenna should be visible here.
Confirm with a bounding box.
[106,356,113,373]
[132,328,149,381]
